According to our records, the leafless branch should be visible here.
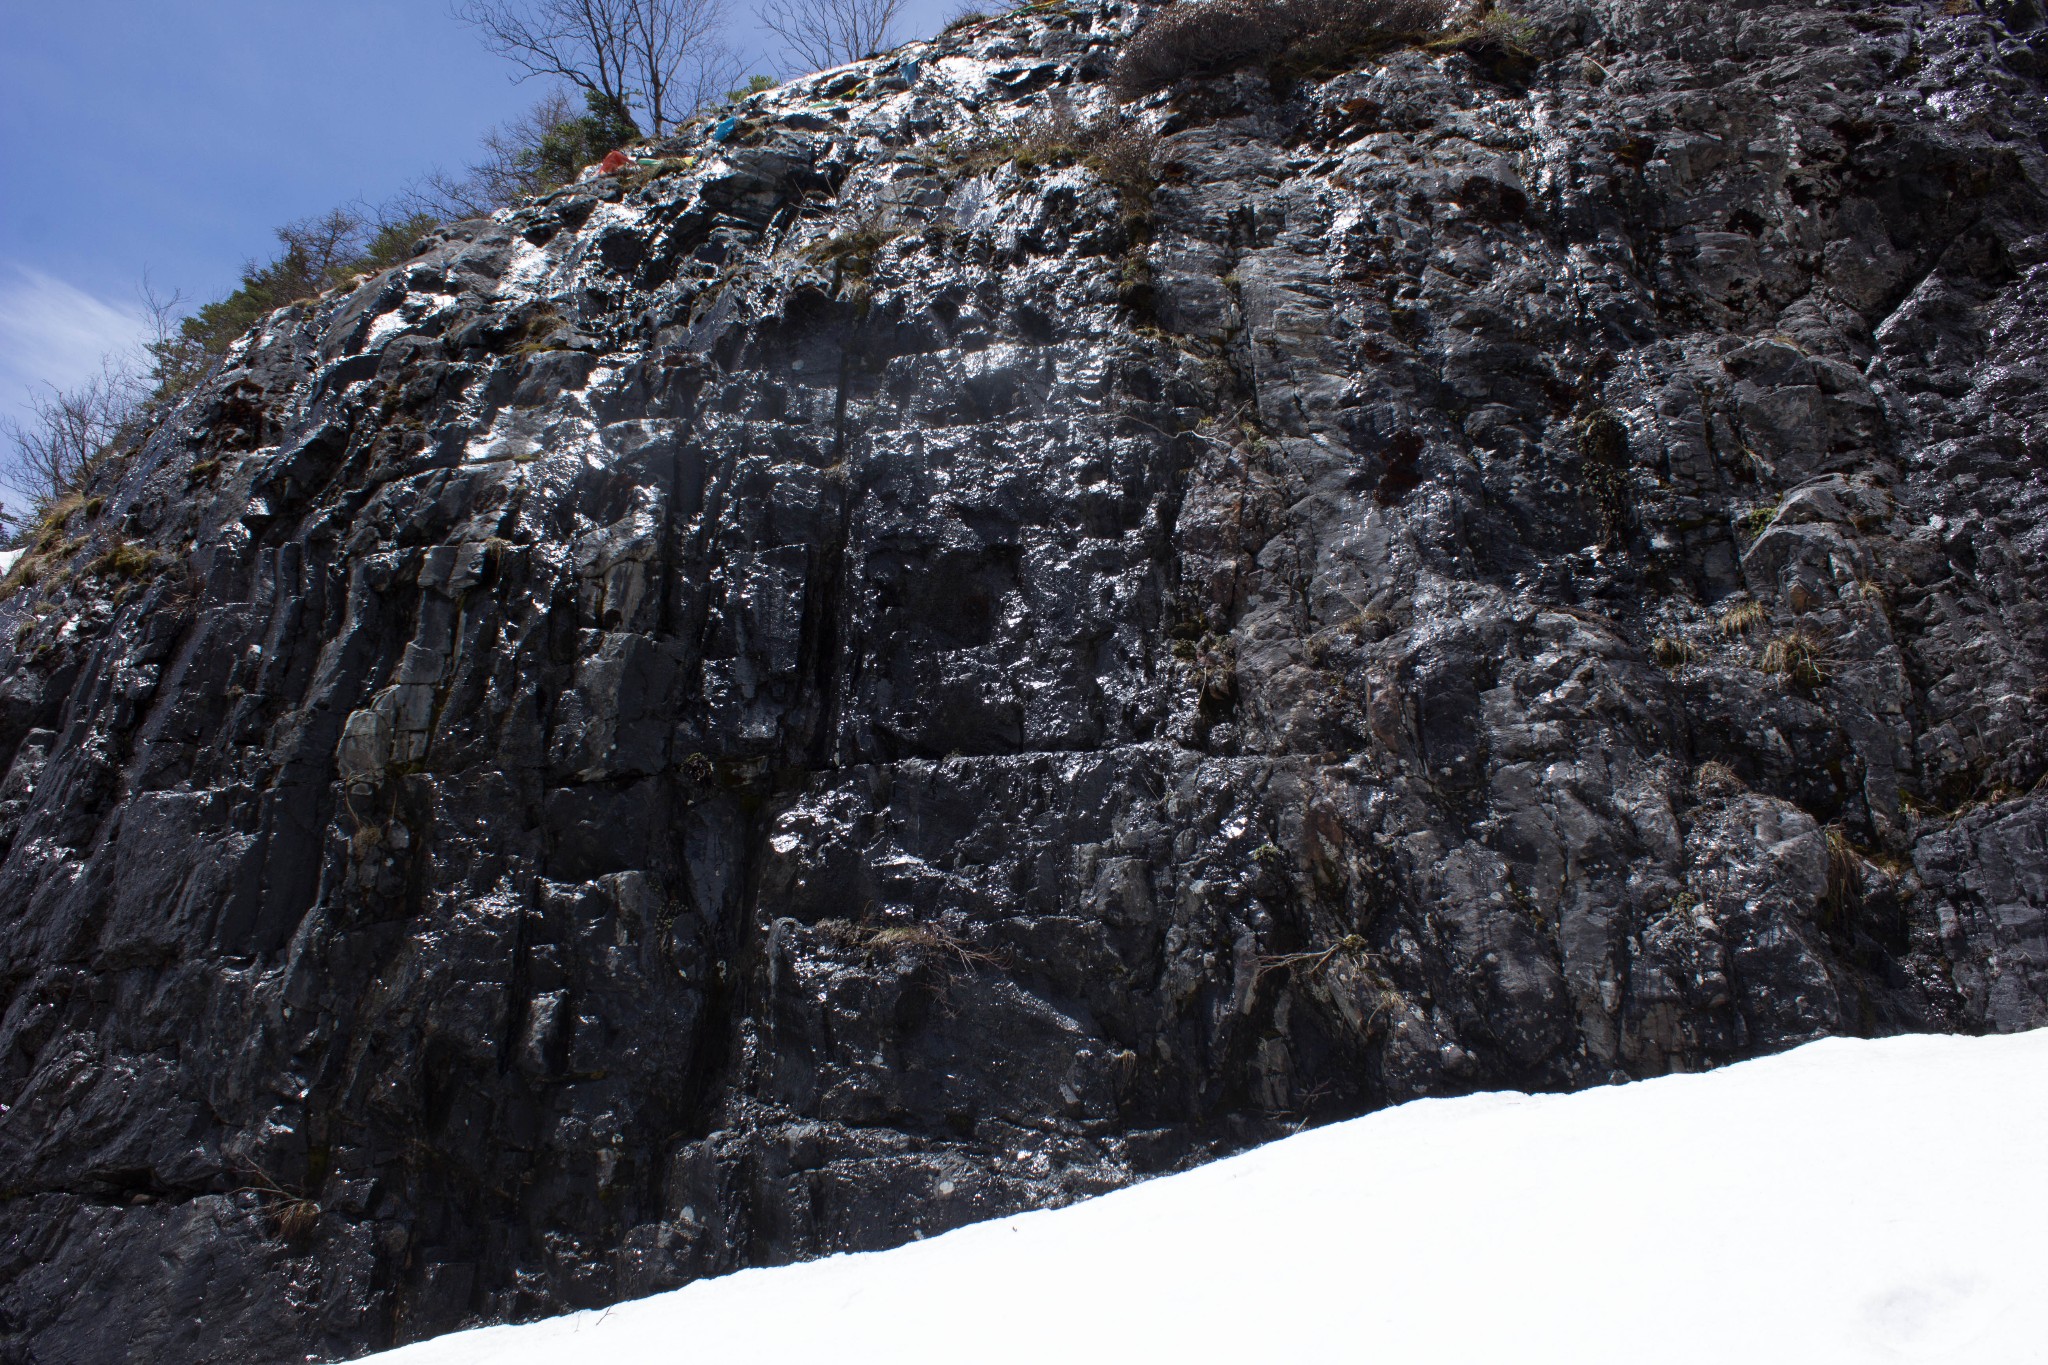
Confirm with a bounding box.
[138,274,187,356]
[454,0,734,136]
[2,362,145,518]
[627,0,733,132]
[395,90,586,218]
[756,0,903,73]
[455,0,641,126]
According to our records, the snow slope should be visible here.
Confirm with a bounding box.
[357,1030,2048,1365]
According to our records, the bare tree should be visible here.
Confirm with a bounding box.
[454,0,734,137]
[397,90,585,219]
[0,278,190,530]
[628,0,737,132]
[1,362,143,520]
[756,0,903,72]
[455,0,639,128]
[276,208,374,282]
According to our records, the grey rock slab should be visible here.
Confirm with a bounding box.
[0,0,2044,1358]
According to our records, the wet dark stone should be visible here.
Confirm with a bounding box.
[0,0,2045,1360]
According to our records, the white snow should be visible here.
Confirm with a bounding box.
[498,239,556,296]
[355,1030,2048,1365]
[363,309,411,347]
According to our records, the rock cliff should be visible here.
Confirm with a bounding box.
[2,0,2046,1359]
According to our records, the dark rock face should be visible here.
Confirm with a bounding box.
[3,0,2047,1358]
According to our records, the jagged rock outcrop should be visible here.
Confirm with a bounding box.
[3,0,2046,1359]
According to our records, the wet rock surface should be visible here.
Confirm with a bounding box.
[2,0,2046,1359]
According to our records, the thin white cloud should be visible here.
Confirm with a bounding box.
[0,264,152,431]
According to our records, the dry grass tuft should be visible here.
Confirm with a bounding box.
[941,108,1160,205]
[1427,3,1541,79]
[815,917,1001,974]
[1650,635,1693,669]
[1758,629,1832,690]
[1694,760,1746,797]
[273,1198,322,1241]
[807,218,903,281]
[232,1161,322,1243]
[32,493,88,552]
[1820,824,1862,926]
[1718,600,1769,637]
[1255,932,1369,983]
[85,540,159,582]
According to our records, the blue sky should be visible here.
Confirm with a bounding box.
[0,0,956,433]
